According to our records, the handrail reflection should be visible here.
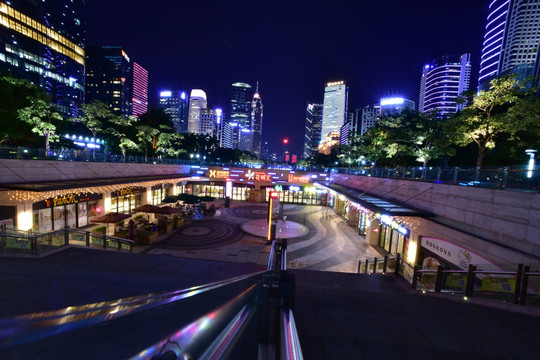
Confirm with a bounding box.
[0,270,267,347]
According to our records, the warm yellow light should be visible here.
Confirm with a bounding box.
[104,197,111,213]
[407,241,417,264]
[17,211,32,231]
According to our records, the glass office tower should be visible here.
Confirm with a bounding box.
[320,81,348,143]
[0,0,86,117]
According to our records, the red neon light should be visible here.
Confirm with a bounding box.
[270,191,279,199]
[283,138,289,144]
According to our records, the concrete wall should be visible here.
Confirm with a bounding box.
[0,159,190,184]
[330,173,540,263]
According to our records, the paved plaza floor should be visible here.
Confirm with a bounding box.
[143,201,382,273]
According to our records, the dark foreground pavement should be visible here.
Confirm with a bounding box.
[1,247,540,359]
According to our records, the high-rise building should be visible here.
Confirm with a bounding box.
[200,108,216,137]
[230,82,252,150]
[187,89,207,134]
[86,46,133,117]
[320,81,348,143]
[419,54,471,116]
[0,1,86,117]
[303,103,323,158]
[158,91,188,133]
[216,109,233,149]
[251,83,263,158]
[478,0,540,90]
[132,62,148,117]
[380,97,415,115]
[360,105,381,135]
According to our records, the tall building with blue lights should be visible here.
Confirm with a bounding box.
[320,81,348,143]
[419,54,471,116]
[230,82,252,150]
[0,0,86,117]
[303,103,323,158]
[478,0,540,90]
[158,91,187,133]
[380,97,415,115]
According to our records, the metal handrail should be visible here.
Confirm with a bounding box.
[267,240,277,271]
[0,269,268,348]
[131,285,259,360]
[281,308,304,360]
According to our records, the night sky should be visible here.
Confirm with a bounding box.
[86,1,488,156]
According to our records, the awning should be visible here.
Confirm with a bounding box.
[0,174,191,192]
[319,183,433,217]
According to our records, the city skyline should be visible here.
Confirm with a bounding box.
[86,1,486,156]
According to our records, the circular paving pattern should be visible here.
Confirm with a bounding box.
[156,219,244,250]
[221,205,270,219]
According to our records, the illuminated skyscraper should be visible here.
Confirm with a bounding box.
[86,46,133,117]
[132,62,148,117]
[303,103,323,158]
[251,83,263,158]
[0,0,85,117]
[187,89,207,134]
[380,97,415,115]
[159,91,188,133]
[230,82,252,150]
[360,105,381,134]
[200,108,216,137]
[419,54,471,116]
[320,81,348,143]
[478,0,540,90]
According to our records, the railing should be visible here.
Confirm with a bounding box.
[359,255,540,308]
[331,165,540,192]
[0,227,134,256]
[0,239,303,359]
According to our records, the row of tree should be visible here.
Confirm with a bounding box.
[0,75,260,164]
[300,75,540,169]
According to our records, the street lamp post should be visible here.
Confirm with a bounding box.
[525,149,537,178]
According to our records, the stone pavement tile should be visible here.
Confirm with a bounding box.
[297,335,325,360]
[477,324,540,360]
[395,345,444,360]
[348,312,393,344]
[315,308,356,341]
[379,314,431,348]
[444,320,509,358]
[293,307,321,338]
[359,341,403,359]
[413,317,473,353]
[322,338,364,360]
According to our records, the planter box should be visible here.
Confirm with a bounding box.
[136,232,158,245]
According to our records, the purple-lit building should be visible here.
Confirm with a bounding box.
[419,54,471,116]
[251,83,263,158]
[132,62,148,118]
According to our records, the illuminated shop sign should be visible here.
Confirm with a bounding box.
[377,214,409,235]
[288,174,310,183]
[208,170,231,178]
[112,186,146,197]
[33,193,103,210]
[245,170,272,181]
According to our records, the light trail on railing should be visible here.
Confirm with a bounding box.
[0,270,268,348]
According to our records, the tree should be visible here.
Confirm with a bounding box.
[107,115,139,161]
[75,100,116,159]
[18,97,67,154]
[135,124,160,162]
[445,74,538,168]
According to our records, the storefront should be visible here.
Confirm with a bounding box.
[111,186,145,214]
[263,185,327,205]
[151,184,173,205]
[377,214,410,257]
[184,181,252,201]
[32,193,102,232]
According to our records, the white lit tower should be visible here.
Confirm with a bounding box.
[320,81,348,143]
[478,0,540,90]
[251,82,263,158]
[419,54,471,116]
[187,89,207,134]
[230,82,252,150]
